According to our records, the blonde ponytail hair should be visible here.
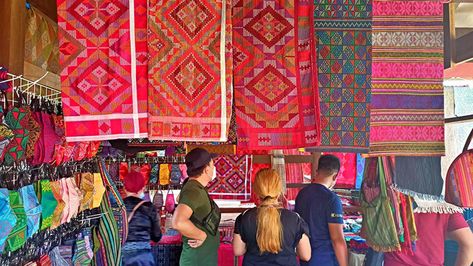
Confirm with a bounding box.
[253,168,283,254]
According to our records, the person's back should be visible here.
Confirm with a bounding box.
[122,171,161,266]
[235,208,309,266]
[296,184,343,264]
[124,196,161,243]
[384,212,473,266]
[233,168,311,266]
[295,155,347,266]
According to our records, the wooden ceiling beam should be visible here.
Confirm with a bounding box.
[28,0,57,22]
[455,30,473,63]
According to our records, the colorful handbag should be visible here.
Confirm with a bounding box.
[153,186,164,210]
[170,164,182,185]
[446,129,473,208]
[165,187,175,213]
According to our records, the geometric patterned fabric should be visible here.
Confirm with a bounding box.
[369,1,445,156]
[0,188,16,254]
[5,191,27,252]
[147,0,233,142]
[313,0,372,153]
[57,0,148,141]
[328,152,357,189]
[208,155,251,200]
[233,0,320,150]
[25,7,60,74]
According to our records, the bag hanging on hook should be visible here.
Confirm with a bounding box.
[164,186,175,213]
[153,184,164,210]
[445,129,473,208]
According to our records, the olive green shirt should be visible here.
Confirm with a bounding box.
[178,179,220,266]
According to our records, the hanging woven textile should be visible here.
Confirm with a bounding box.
[57,0,149,141]
[311,0,372,152]
[92,164,123,266]
[24,6,60,74]
[327,153,357,189]
[207,155,251,200]
[147,0,233,142]
[369,1,445,156]
[233,0,320,150]
[394,156,444,201]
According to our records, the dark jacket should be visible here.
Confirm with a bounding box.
[124,196,162,243]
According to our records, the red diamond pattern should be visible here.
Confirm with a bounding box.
[244,6,293,48]
[69,0,127,36]
[169,0,214,40]
[246,65,294,107]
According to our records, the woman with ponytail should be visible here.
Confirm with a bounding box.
[233,168,311,265]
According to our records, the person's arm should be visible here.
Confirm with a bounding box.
[329,223,348,266]
[327,196,348,266]
[296,233,311,261]
[448,227,473,266]
[232,233,247,256]
[171,204,207,246]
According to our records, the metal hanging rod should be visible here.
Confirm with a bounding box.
[0,72,62,106]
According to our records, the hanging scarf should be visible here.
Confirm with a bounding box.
[361,158,400,252]
[50,180,65,229]
[19,185,42,238]
[100,159,127,246]
[79,173,94,212]
[399,194,417,254]
[92,191,122,265]
[65,178,81,222]
[394,156,444,201]
[92,173,106,209]
[0,188,16,253]
[3,107,30,165]
[39,180,57,230]
[5,191,27,252]
[159,164,170,186]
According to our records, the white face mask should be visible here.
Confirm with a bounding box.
[138,192,145,199]
[211,167,217,181]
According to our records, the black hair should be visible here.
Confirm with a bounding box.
[186,162,210,178]
[317,155,340,177]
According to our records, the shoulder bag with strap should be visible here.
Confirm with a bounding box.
[189,191,221,236]
[446,129,473,208]
[124,200,147,241]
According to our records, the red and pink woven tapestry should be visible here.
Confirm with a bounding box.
[208,155,251,200]
[233,0,320,151]
[58,0,148,142]
[369,1,445,156]
[147,0,233,142]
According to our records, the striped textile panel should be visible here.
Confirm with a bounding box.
[369,1,445,156]
[446,151,473,208]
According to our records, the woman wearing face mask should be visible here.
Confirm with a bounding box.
[123,171,162,266]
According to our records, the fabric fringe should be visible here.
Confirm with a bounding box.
[413,197,464,214]
[393,186,444,202]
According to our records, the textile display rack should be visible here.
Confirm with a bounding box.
[0,72,61,106]
[102,155,185,165]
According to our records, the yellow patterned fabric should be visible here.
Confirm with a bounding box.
[24,7,59,73]
[79,173,94,211]
[92,173,105,208]
[159,164,170,186]
[50,180,64,229]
